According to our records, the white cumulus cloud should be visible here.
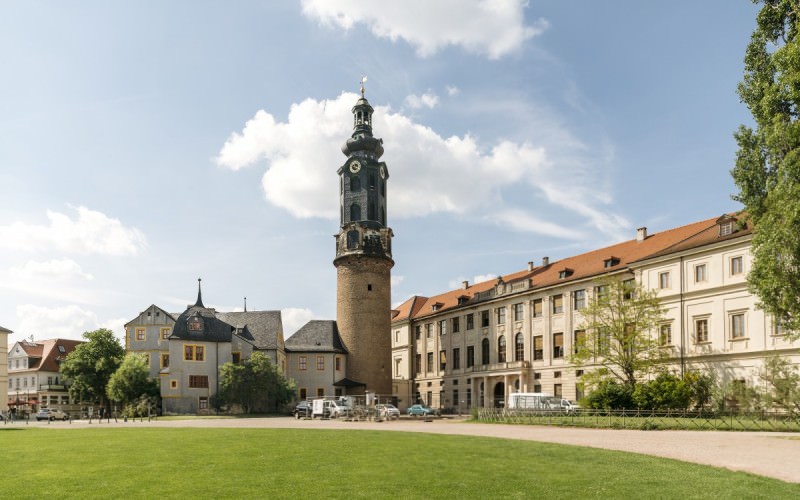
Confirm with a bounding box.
[9,258,94,281]
[446,85,460,96]
[0,206,146,256]
[216,92,629,240]
[301,0,547,59]
[15,304,100,341]
[405,92,439,109]
[282,307,316,337]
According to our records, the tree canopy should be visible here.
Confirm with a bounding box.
[107,353,160,406]
[732,0,800,338]
[216,352,295,413]
[571,277,667,388]
[60,328,125,410]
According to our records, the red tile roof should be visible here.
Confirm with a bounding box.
[393,213,750,324]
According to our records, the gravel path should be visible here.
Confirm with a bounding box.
[30,416,800,484]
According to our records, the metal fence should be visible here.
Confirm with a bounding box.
[474,408,800,432]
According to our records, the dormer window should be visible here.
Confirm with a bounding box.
[432,302,443,312]
[457,296,469,305]
[187,316,203,332]
[558,268,574,279]
[604,257,620,269]
[57,345,66,354]
[719,220,733,237]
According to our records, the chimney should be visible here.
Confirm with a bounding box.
[527,261,534,271]
[637,227,647,242]
[542,256,550,266]
[462,280,469,289]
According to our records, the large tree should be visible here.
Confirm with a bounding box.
[732,0,800,338]
[571,277,668,388]
[216,352,295,413]
[60,328,124,412]
[107,353,160,407]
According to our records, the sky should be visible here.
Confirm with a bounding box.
[0,1,759,346]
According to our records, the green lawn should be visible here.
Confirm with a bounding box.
[3,427,798,499]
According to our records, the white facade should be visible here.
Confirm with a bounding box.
[0,326,10,413]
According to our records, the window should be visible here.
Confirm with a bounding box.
[170,379,178,389]
[513,303,524,321]
[394,330,399,343]
[189,375,209,389]
[317,356,325,370]
[573,329,585,354]
[187,316,203,331]
[774,317,786,336]
[731,256,744,276]
[198,397,209,410]
[660,323,672,345]
[415,325,421,340]
[533,335,544,360]
[466,313,474,330]
[452,348,461,370]
[135,328,145,341]
[515,333,524,361]
[426,352,434,372]
[554,384,562,399]
[184,345,204,361]
[229,352,240,364]
[572,290,586,310]
[532,299,543,318]
[604,257,620,268]
[395,358,401,377]
[553,333,564,359]
[552,295,564,314]
[439,350,446,371]
[299,388,307,400]
[695,318,709,343]
[558,269,573,279]
[659,272,671,289]
[466,346,474,367]
[481,338,490,364]
[496,306,506,325]
[731,313,746,339]
[439,320,447,335]
[350,203,361,220]
[622,279,636,300]
[425,323,432,338]
[595,285,608,300]
[415,354,421,374]
[498,336,506,363]
[452,317,460,333]
[335,357,341,371]
[694,264,708,283]
[160,327,171,340]
[597,327,611,354]
[351,175,361,191]
[299,355,308,370]
[481,310,490,327]
[720,220,733,236]
[161,353,170,368]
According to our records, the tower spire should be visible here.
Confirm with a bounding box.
[244,296,247,312]
[194,278,204,308]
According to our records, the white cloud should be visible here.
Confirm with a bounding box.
[0,206,146,256]
[301,0,547,59]
[405,92,439,109]
[216,92,629,240]
[473,274,498,284]
[391,275,405,288]
[101,317,128,342]
[282,307,316,337]
[15,304,100,341]
[446,86,460,96]
[9,258,94,281]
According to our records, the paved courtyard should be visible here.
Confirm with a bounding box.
[18,416,800,484]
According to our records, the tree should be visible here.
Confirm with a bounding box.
[760,355,800,415]
[571,277,668,388]
[632,372,693,410]
[216,352,295,413]
[732,0,800,338]
[107,353,160,408]
[60,328,124,412]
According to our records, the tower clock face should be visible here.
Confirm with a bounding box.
[379,165,386,179]
[349,160,361,173]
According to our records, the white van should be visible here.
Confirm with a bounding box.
[507,392,554,410]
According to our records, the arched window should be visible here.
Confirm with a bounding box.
[368,202,376,221]
[498,336,506,363]
[481,338,490,365]
[515,332,525,361]
[347,230,359,249]
[350,203,361,221]
[351,175,361,192]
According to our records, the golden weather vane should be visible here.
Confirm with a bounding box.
[360,75,368,96]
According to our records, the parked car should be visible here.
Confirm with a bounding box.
[36,408,69,421]
[407,404,436,417]
[376,404,400,420]
[293,400,311,419]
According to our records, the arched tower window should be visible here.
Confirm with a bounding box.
[347,230,359,249]
[481,338,490,365]
[368,202,376,221]
[515,333,524,361]
[350,203,361,221]
[351,175,361,192]
[498,336,506,363]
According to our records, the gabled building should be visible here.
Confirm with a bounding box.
[285,320,349,400]
[6,338,84,415]
[391,214,800,410]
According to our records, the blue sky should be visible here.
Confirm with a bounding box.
[0,1,758,345]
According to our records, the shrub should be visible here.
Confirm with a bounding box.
[582,380,634,409]
[632,372,692,410]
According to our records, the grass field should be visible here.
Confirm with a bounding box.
[3,427,798,499]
